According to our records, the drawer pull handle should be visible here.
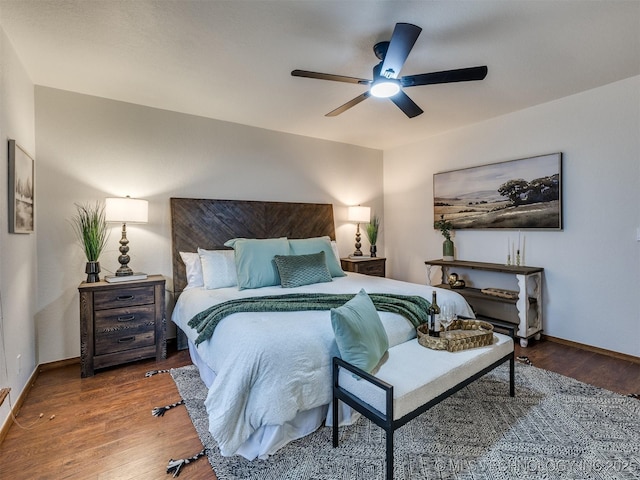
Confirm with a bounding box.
[117,315,136,322]
[118,336,136,343]
[116,295,135,301]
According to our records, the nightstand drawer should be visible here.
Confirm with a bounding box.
[340,257,386,278]
[357,262,385,276]
[93,285,155,310]
[94,304,156,331]
[94,327,155,355]
[94,305,156,355]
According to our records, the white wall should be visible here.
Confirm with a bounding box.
[384,76,640,357]
[34,87,383,364]
[0,26,37,430]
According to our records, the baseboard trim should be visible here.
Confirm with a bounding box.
[0,365,40,445]
[38,356,80,372]
[543,334,640,364]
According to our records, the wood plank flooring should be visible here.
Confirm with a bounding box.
[0,339,638,480]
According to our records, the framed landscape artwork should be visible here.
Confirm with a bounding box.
[434,153,562,230]
[8,139,35,233]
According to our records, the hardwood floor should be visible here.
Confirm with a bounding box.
[0,339,638,480]
[0,345,213,480]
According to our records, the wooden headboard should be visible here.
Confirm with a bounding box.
[170,198,336,294]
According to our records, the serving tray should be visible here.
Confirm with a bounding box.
[416,319,494,352]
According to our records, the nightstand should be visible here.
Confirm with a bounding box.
[340,257,386,277]
[78,275,166,377]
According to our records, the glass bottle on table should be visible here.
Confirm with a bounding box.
[428,291,440,337]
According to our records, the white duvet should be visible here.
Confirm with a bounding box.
[171,272,474,458]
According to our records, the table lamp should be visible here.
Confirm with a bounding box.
[105,196,148,276]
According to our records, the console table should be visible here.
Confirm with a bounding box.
[425,259,543,347]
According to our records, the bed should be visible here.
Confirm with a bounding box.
[169,198,475,460]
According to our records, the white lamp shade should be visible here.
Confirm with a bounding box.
[105,197,148,224]
[348,206,371,223]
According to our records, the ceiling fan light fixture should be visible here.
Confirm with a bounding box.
[370,79,400,98]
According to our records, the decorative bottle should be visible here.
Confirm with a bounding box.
[428,291,441,337]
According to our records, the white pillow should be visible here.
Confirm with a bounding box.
[179,251,204,290]
[198,248,238,289]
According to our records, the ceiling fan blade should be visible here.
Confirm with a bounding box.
[325,91,371,117]
[291,69,371,85]
[379,23,422,79]
[401,66,488,87]
[390,90,423,118]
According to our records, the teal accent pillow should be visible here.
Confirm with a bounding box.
[224,238,290,290]
[289,236,346,277]
[274,251,333,288]
[331,289,389,373]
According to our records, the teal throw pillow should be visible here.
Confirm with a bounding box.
[224,237,290,290]
[331,289,389,373]
[289,236,346,277]
[273,251,333,288]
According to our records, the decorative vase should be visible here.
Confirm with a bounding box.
[443,239,454,261]
[85,261,101,283]
[370,245,377,257]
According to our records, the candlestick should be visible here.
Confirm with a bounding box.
[506,237,511,265]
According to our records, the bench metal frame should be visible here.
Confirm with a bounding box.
[332,326,515,480]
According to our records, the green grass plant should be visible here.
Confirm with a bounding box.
[366,214,380,245]
[71,201,109,262]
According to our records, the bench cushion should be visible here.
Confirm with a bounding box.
[338,333,513,420]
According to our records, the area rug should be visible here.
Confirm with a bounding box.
[170,363,640,479]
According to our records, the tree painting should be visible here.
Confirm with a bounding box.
[433,153,562,229]
[9,140,35,233]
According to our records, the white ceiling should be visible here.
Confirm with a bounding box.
[1,0,638,150]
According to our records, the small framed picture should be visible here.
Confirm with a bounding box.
[8,139,35,234]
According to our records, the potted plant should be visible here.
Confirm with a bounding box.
[365,214,380,257]
[71,201,109,282]
[434,214,454,261]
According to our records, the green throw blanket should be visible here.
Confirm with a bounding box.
[188,293,430,345]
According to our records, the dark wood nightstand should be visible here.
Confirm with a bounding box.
[78,275,166,377]
[340,257,386,277]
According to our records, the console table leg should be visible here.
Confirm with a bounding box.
[425,265,434,286]
[440,265,449,286]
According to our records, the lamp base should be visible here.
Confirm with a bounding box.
[352,224,363,256]
[115,223,134,277]
[115,266,134,276]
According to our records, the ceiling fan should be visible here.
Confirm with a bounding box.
[291,23,488,118]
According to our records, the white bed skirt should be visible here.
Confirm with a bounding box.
[188,340,357,460]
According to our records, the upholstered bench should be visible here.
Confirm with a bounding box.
[332,330,515,480]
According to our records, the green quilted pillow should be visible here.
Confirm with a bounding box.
[273,251,333,288]
[331,289,389,373]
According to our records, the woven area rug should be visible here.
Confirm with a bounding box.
[170,363,640,479]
